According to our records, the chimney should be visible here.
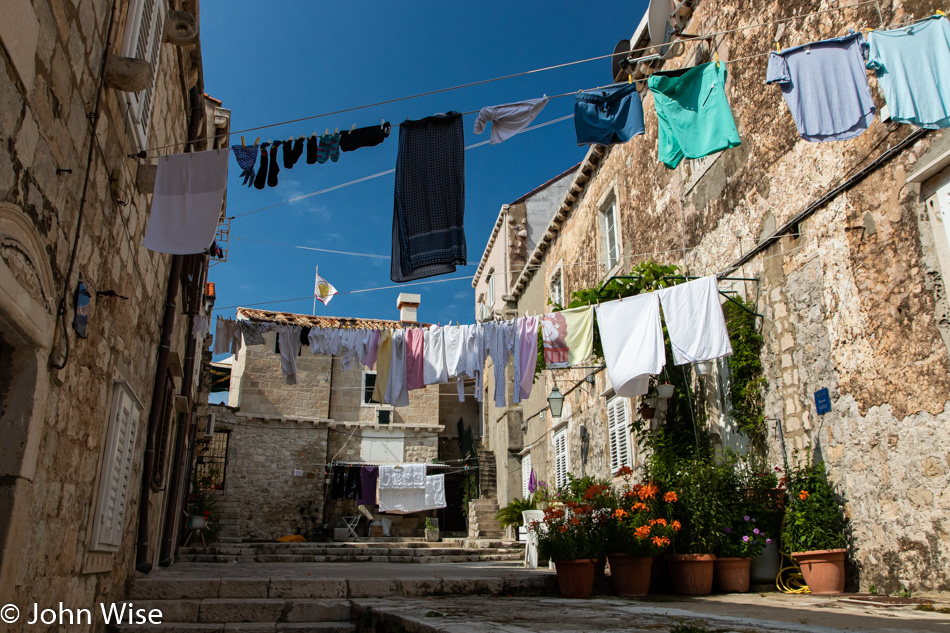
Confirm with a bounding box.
[397,293,421,322]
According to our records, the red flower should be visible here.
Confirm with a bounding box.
[616,466,633,477]
[799,490,810,501]
[664,491,678,503]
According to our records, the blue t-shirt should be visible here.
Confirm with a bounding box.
[867,16,950,129]
[766,32,875,142]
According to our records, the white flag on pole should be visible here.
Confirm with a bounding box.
[314,267,338,305]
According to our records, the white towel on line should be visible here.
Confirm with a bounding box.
[657,275,734,365]
[378,464,426,489]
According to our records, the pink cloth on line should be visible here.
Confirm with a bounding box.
[406,328,425,390]
[517,315,540,401]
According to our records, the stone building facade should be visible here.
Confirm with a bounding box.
[475,0,950,592]
[0,0,222,629]
[204,299,479,540]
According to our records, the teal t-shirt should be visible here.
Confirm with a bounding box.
[648,62,741,169]
[867,16,950,129]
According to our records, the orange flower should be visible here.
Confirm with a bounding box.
[799,490,810,501]
[664,491,678,503]
[652,536,671,548]
[635,525,651,540]
[613,509,627,520]
[570,517,581,526]
[671,520,682,532]
[558,525,568,533]
[639,482,659,500]
[631,502,649,513]
[650,517,668,527]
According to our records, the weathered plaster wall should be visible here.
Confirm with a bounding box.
[0,0,210,627]
[483,0,950,591]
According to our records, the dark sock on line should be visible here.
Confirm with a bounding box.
[284,138,304,168]
[268,142,280,187]
[306,136,318,164]
[254,143,269,189]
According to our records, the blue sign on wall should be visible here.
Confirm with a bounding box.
[814,388,831,415]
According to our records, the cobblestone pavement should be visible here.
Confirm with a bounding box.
[354,594,950,633]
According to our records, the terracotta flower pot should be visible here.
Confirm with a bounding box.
[666,553,716,595]
[554,559,596,598]
[608,553,653,597]
[640,406,656,420]
[713,556,751,593]
[792,548,846,595]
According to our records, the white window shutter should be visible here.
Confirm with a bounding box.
[521,453,532,499]
[607,397,632,473]
[121,0,167,152]
[92,383,142,551]
[554,430,568,489]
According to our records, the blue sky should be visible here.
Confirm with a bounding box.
[201,1,648,347]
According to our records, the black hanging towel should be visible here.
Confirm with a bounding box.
[344,466,363,500]
[331,466,346,499]
[391,112,466,282]
[340,122,391,152]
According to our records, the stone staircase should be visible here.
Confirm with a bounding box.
[467,498,505,539]
[179,538,523,564]
[111,560,555,633]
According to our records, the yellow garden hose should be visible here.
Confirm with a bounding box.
[777,547,810,594]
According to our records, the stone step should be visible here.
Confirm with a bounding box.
[145,598,349,623]
[109,622,355,633]
[178,552,524,564]
[129,573,554,602]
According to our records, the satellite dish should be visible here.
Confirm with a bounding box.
[646,0,677,59]
[611,39,631,81]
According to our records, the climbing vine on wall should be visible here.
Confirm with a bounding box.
[724,297,767,453]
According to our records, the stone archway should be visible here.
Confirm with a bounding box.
[0,202,56,596]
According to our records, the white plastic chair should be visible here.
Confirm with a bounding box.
[522,510,545,569]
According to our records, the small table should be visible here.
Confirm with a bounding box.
[341,515,360,539]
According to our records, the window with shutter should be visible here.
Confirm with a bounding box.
[151,372,175,489]
[91,382,142,551]
[553,429,568,489]
[607,397,634,473]
[521,453,532,499]
[120,0,167,152]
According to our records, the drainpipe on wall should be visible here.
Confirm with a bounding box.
[136,84,205,574]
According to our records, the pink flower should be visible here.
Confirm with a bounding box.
[766,538,772,544]
[743,515,751,522]
[725,527,732,533]
[753,528,760,535]
[742,536,750,543]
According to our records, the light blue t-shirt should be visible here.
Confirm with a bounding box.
[766,32,875,142]
[867,15,950,129]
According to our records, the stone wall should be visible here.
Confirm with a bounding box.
[476,0,950,591]
[0,0,216,627]
[209,405,328,541]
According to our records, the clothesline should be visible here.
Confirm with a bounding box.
[227,113,575,220]
[136,0,885,157]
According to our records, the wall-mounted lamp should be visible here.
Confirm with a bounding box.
[547,385,564,418]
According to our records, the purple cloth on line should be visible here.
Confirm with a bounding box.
[358,466,378,507]
[517,315,540,401]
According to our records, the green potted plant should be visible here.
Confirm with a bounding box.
[714,513,770,593]
[606,468,678,596]
[496,495,537,541]
[782,460,848,595]
[424,517,440,542]
[664,457,730,595]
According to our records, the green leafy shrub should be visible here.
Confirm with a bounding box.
[495,495,537,529]
[782,460,846,553]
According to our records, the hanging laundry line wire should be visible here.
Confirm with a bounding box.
[228,113,576,220]
[210,243,724,311]
[221,8,931,223]
[137,0,885,158]
[234,238,391,260]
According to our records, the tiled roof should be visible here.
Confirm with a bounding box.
[237,307,430,329]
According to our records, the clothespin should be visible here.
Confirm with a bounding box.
[324,128,329,136]
[774,42,781,53]
[350,123,357,132]
[627,74,632,84]
[334,127,339,134]
[253,137,260,145]
[938,9,946,16]
[241,136,246,147]
[714,52,720,68]
[381,119,386,129]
